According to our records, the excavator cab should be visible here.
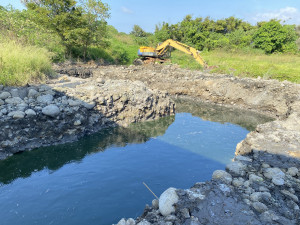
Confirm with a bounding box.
[138,46,158,57]
[137,39,207,67]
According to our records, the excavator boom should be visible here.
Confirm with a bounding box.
[138,39,207,67]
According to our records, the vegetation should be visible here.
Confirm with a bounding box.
[23,0,110,60]
[153,15,299,54]
[204,50,300,83]
[0,2,300,85]
[0,41,53,86]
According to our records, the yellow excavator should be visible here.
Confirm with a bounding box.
[137,39,207,67]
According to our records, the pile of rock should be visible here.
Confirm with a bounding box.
[92,64,300,119]
[118,152,300,225]
[0,76,175,160]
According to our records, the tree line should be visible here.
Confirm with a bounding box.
[132,15,300,54]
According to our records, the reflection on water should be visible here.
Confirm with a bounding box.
[174,97,274,131]
[0,99,273,225]
[0,116,175,185]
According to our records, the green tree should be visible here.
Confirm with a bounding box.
[130,25,149,45]
[131,25,147,38]
[23,0,110,59]
[253,20,298,53]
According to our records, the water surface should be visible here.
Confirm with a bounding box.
[0,99,272,225]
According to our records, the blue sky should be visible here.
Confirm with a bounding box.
[1,0,300,33]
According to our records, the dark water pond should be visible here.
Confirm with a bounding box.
[0,99,273,225]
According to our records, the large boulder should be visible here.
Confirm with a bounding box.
[212,170,232,184]
[159,187,179,216]
[0,91,11,100]
[42,105,60,117]
[37,94,54,104]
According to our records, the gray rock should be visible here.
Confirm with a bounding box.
[152,199,159,209]
[1,108,8,115]
[232,178,244,187]
[82,101,96,109]
[264,168,285,180]
[252,202,268,213]
[37,94,54,104]
[272,177,285,186]
[159,187,179,216]
[212,170,232,184]
[0,91,11,100]
[250,192,271,202]
[39,85,51,92]
[74,120,81,126]
[25,109,36,117]
[0,99,4,106]
[243,180,250,188]
[262,163,270,168]
[126,218,136,225]
[234,155,253,162]
[117,218,135,225]
[68,99,81,107]
[42,105,60,117]
[5,97,23,105]
[287,167,299,177]
[260,210,279,222]
[226,161,247,176]
[259,186,269,192]
[136,220,150,225]
[165,215,177,221]
[10,89,19,98]
[28,89,39,98]
[180,208,190,219]
[0,85,3,91]
[117,219,126,225]
[249,174,264,183]
[280,190,299,202]
[12,111,25,119]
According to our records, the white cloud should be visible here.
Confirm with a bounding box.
[121,6,133,14]
[253,7,300,25]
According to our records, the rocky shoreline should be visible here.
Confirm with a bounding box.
[0,76,175,160]
[76,64,299,225]
[118,151,300,225]
[1,63,300,224]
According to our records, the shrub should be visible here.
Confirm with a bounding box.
[0,41,53,86]
[253,20,298,54]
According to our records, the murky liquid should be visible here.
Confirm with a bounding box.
[0,99,272,225]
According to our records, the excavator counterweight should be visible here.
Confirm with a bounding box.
[137,39,207,67]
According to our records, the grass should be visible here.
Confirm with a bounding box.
[107,28,140,65]
[170,49,300,83]
[201,49,300,83]
[170,50,204,70]
[0,41,54,86]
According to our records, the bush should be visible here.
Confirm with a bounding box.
[253,20,298,54]
[0,41,53,86]
[0,7,65,62]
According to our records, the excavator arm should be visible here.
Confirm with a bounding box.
[155,39,207,67]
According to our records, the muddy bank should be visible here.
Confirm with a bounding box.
[0,76,175,160]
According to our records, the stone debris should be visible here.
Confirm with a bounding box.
[0,74,175,160]
[118,151,300,225]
